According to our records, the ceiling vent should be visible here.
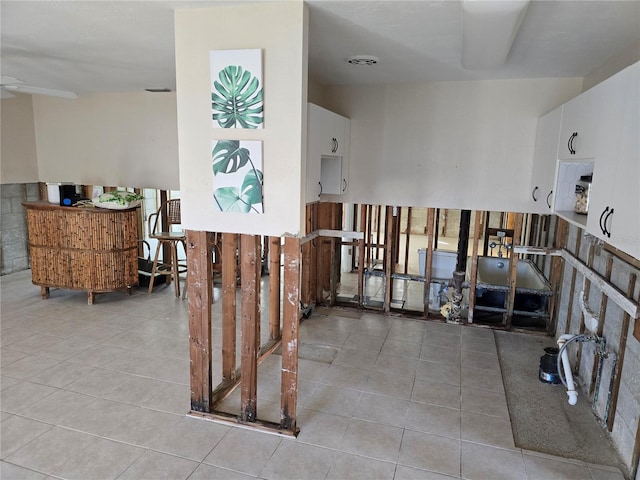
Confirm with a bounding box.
[345,55,380,66]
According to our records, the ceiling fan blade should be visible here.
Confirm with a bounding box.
[2,84,78,99]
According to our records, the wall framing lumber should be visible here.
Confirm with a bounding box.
[548,218,568,335]
[269,236,282,341]
[564,232,582,334]
[358,204,367,307]
[504,213,523,327]
[607,273,637,432]
[423,208,435,318]
[240,234,260,422]
[467,210,484,324]
[221,233,237,383]
[187,229,213,413]
[384,206,393,313]
[281,236,301,434]
[589,256,613,399]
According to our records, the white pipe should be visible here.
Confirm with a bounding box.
[557,334,579,405]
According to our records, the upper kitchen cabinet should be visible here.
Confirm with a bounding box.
[306,103,351,202]
[586,62,639,257]
[557,85,599,160]
[529,106,562,214]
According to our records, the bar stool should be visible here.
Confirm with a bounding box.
[147,199,187,298]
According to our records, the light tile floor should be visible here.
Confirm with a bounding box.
[1,270,625,480]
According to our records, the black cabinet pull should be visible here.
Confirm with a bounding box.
[343,178,347,192]
[603,208,614,238]
[599,206,609,235]
[568,132,577,155]
[532,186,538,202]
[331,138,338,153]
[546,190,553,209]
[318,182,322,197]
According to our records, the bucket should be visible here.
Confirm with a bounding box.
[539,346,561,384]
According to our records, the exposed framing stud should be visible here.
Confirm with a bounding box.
[281,236,301,433]
[564,231,582,334]
[187,229,213,413]
[240,234,260,423]
[269,236,282,340]
[221,233,237,383]
[384,206,393,313]
[589,255,613,399]
[358,204,367,307]
[423,208,435,318]
[504,212,523,328]
[607,273,637,432]
[468,210,484,324]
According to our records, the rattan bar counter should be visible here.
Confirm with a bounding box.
[23,201,140,304]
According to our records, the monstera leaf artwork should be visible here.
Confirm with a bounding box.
[212,140,264,214]
[210,49,263,129]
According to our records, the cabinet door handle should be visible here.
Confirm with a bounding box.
[318,182,322,197]
[599,206,609,235]
[342,178,347,192]
[568,132,577,155]
[331,138,338,153]
[603,208,614,238]
[335,138,339,152]
[546,190,553,209]
[532,186,538,202]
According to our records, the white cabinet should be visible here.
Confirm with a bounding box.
[551,62,639,258]
[586,62,639,257]
[557,86,598,160]
[529,106,562,213]
[306,103,350,202]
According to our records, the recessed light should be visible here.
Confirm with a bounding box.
[345,55,379,66]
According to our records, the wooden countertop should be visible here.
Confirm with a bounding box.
[23,200,140,213]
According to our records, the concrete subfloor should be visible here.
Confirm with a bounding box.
[495,331,622,467]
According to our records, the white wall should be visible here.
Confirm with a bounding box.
[174,2,308,236]
[1,93,39,184]
[32,92,179,189]
[324,78,582,212]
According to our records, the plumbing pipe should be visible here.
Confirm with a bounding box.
[557,334,581,405]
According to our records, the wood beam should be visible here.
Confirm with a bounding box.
[269,236,281,341]
[187,230,213,413]
[468,211,484,324]
[607,273,637,432]
[221,233,237,382]
[281,236,300,433]
[564,231,582,335]
[589,256,613,400]
[384,206,393,313]
[423,208,435,318]
[240,234,260,422]
[548,218,568,335]
[404,207,412,275]
[504,213,523,328]
[358,204,367,307]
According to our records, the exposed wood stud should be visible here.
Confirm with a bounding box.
[240,235,260,422]
[221,233,237,382]
[384,206,393,313]
[423,208,435,318]
[404,207,412,275]
[504,212,523,328]
[607,273,637,432]
[577,239,597,369]
[281,236,300,434]
[187,229,213,413]
[468,210,484,324]
[589,255,613,399]
[548,218,568,335]
[269,236,282,340]
[358,204,367,307]
[564,231,582,334]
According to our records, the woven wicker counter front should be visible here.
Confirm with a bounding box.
[24,201,140,304]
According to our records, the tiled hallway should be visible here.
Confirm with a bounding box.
[1,270,625,479]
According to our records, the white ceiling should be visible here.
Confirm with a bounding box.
[1,0,639,94]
